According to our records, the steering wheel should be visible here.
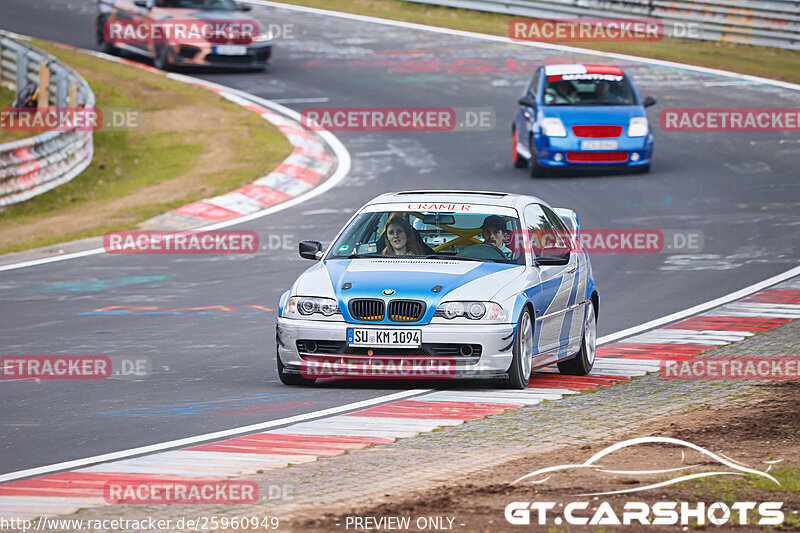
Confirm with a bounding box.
[457,243,508,261]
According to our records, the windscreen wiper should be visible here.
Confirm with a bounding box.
[425,255,484,262]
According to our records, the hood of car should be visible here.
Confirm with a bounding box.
[541,105,644,127]
[152,8,265,34]
[153,8,253,20]
[294,259,524,324]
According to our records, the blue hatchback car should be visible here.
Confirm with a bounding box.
[512,64,656,176]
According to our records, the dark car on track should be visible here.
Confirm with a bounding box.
[95,0,273,70]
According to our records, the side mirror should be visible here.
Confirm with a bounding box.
[536,247,570,266]
[518,96,536,109]
[237,2,252,11]
[299,240,323,260]
[643,96,657,108]
[134,0,153,8]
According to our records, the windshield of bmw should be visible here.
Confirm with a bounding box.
[155,0,238,10]
[543,74,636,106]
[326,205,525,264]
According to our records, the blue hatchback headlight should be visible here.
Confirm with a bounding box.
[628,117,649,137]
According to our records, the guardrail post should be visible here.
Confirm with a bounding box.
[68,82,77,108]
[38,61,49,109]
[16,49,27,93]
[55,66,66,108]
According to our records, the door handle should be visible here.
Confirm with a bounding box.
[565,266,577,274]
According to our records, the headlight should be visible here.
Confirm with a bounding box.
[628,117,649,137]
[541,117,567,137]
[285,296,341,318]
[253,31,273,42]
[435,301,505,321]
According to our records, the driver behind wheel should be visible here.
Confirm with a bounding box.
[481,215,512,258]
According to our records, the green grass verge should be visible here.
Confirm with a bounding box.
[0,85,33,144]
[0,41,291,254]
[277,0,800,85]
[676,466,799,531]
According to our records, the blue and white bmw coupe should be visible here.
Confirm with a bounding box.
[276,191,598,389]
[512,64,656,176]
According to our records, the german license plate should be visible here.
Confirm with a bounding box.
[347,328,421,348]
[581,140,618,150]
[214,45,247,56]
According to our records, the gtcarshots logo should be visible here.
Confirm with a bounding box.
[504,437,785,527]
[505,500,784,527]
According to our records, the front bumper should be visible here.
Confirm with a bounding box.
[276,317,516,379]
[172,42,272,69]
[535,134,653,167]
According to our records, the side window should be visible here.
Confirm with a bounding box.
[541,205,572,250]
[523,204,553,258]
[527,69,540,99]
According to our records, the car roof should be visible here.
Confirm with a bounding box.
[366,190,547,210]
[543,64,625,77]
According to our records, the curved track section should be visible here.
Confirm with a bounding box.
[0,0,798,475]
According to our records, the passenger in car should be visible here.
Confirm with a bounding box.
[381,217,427,256]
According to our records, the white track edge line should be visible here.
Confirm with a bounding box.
[0,389,428,484]
[597,265,800,345]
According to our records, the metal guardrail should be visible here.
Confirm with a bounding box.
[0,32,95,207]
[401,0,800,49]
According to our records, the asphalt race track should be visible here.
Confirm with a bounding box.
[1,0,799,476]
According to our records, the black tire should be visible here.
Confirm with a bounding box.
[277,349,316,386]
[504,307,534,389]
[638,164,651,174]
[558,301,596,376]
[96,18,118,55]
[528,137,549,178]
[512,129,527,168]
[153,44,173,71]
